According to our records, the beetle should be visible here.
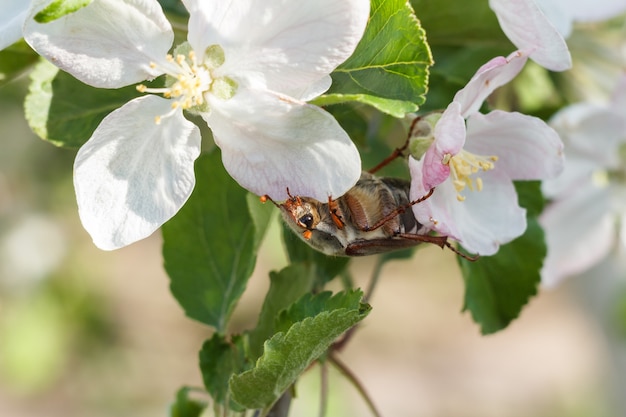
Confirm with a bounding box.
[262,171,452,256]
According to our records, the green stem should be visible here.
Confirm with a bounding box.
[319,362,329,417]
[364,256,385,303]
[328,353,382,417]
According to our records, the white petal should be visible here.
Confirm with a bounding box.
[24,0,173,88]
[204,89,361,201]
[0,0,29,50]
[465,110,564,180]
[74,95,201,250]
[489,0,572,71]
[184,0,369,97]
[452,169,527,255]
[453,51,528,118]
[534,0,572,37]
[540,184,615,287]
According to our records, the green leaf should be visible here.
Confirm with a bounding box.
[169,387,207,417]
[411,0,508,47]
[230,291,370,410]
[158,0,190,17]
[246,192,274,251]
[281,222,350,288]
[247,264,315,362]
[275,290,365,333]
[163,150,268,331]
[24,59,142,148]
[199,334,247,410]
[312,94,419,118]
[0,41,39,86]
[322,0,433,116]
[34,0,92,23]
[459,218,546,334]
[515,181,545,218]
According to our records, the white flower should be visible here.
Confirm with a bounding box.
[23,0,369,250]
[540,76,626,287]
[409,50,564,255]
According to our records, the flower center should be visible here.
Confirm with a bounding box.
[444,150,498,201]
[136,43,237,124]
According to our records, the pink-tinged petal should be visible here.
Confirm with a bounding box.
[464,110,564,181]
[204,89,361,201]
[24,0,173,88]
[540,183,615,287]
[421,102,466,189]
[74,95,201,250]
[453,51,528,118]
[489,0,572,71]
[409,156,463,240]
[184,0,369,97]
[0,0,29,50]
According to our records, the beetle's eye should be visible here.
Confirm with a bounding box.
[298,214,314,229]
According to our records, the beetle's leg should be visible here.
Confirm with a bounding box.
[396,233,479,261]
[358,188,434,232]
[328,196,345,229]
[260,194,280,208]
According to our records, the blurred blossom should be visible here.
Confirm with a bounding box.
[0,214,67,290]
[563,23,626,103]
[540,75,626,287]
[0,0,31,50]
[23,0,368,250]
[409,50,564,255]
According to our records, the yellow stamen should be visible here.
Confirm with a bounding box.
[447,149,497,201]
[136,44,237,125]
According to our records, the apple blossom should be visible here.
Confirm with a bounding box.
[540,76,626,287]
[22,0,369,250]
[409,50,564,256]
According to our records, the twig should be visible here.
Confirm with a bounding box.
[328,353,382,417]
